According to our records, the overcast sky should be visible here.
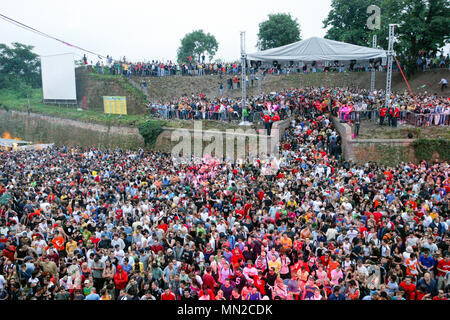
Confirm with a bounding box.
[1,0,333,63]
[1,0,448,64]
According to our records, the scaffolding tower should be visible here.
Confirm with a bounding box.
[371,34,377,92]
[240,31,247,123]
[385,24,399,108]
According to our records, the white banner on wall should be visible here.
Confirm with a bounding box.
[40,53,77,101]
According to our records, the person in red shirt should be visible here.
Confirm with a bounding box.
[231,248,244,271]
[399,276,417,300]
[271,112,280,122]
[436,252,450,290]
[319,251,330,268]
[114,265,129,296]
[2,242,15,262]
[198,284,216,300]
[161,288,177,300]
[202,266,217,291]
[263,113,272,135]
[379,107,387,125]
[393,106,400,127]
[432,290,448,300]
[253,272,266,296]
[158,219,168,233]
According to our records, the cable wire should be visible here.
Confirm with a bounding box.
[0,12,106,59]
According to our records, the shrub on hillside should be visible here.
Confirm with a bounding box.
[138,120,164,148]
[412,139,450,162]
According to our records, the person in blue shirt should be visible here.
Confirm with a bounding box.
[121,258,133,274]
[417,272,438,297]
[328,286,346,300]
[85,288,100,300]
[418,250,435,274]
[246,286,262,300]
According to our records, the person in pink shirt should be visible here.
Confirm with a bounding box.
[330,265,344,286]
[316,265,328,282]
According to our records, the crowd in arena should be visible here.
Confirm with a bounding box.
[144,84,449,131]
[0,85,449,301]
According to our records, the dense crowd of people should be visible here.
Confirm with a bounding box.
[0,86,449,301]
[91,55,248,78]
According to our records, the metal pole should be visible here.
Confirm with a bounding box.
[385,24,398,108]
[240,31,247,123]
[371,34,377,92]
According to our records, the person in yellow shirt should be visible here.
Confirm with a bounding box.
[100,288,112,300]
[65,237,78,256]
[287,198,298,210]
[268,255,281,274]
[280,233,293,250]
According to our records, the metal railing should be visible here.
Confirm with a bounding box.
[404,111,449,127]
[147,106,279,124]
[336,109,449,127]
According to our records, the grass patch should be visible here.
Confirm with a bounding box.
[0,88,247,132]
[87,72,147,102]
[0,88,148,127]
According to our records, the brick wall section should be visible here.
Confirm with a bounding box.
[332,116,418,164]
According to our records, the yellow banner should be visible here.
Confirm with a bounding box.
[103,96,127,115]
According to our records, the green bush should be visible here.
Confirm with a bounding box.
[138,120,164,148]
[412,139,450,162]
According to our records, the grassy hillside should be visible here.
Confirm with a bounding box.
[131,69,450,102]
[0,88,249,132]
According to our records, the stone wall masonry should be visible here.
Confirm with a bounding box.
[1,109,293,153]
[332,116,419,164]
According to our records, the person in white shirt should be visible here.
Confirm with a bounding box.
[347,227,359,243]
[111,234,125,251]
[439,78,447,91]
[0,275,6,292]
[114,245,125,264]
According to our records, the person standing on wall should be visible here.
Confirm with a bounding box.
[263,111,272,136]
[393,105,400,127]
[379,106,387,126]
[387,106,394,127]
[354,113,361,137]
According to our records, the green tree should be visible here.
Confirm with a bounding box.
[382,0,450,76]
[257,13,301,50]
[177,30,219,63]
[323,0,382,47]
[0,42,41,89]
[323,0,450,76]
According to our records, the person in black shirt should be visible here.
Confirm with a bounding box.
[180,289,195,301]
[220,279,235,300]
[98,235,112,249]
[231,269,247,291]
[262,267,278,299]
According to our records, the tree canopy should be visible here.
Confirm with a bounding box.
[0,42,41,89]
[177,30,219,63]
[257,13,301,51]
[323,0,450,76]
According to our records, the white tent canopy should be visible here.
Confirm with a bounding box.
[247,37,386,63]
